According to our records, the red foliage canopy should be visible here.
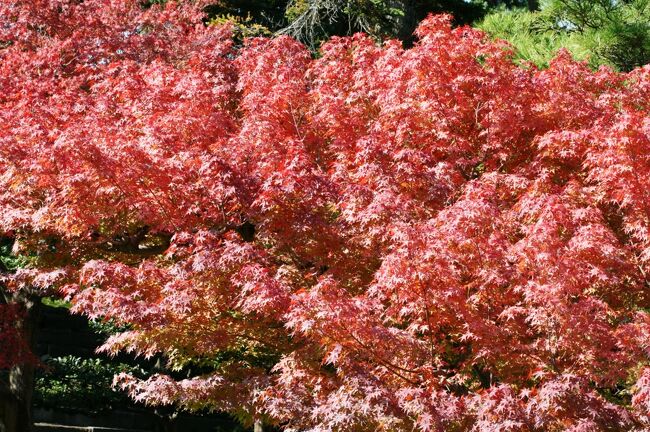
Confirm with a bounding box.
[2,1,650,430]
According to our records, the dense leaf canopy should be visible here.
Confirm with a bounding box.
[1,1,650,430]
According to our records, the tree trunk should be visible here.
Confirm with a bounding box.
[527,0,540,11]
[8,363,34,432]
[0,384,17,432]
[254,418,263,432]
[393,0,418,46]
[4,296,39,432]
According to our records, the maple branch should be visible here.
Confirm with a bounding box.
[342,328,420,385]
[138,179,181,232]
[100,228,171,256]
[288,101,305,143]
[317,294,422,384]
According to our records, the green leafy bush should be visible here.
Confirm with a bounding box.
[34,356,147,414]
[479,1,650,71]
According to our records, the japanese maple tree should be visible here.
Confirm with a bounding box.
[2,0,650,430]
